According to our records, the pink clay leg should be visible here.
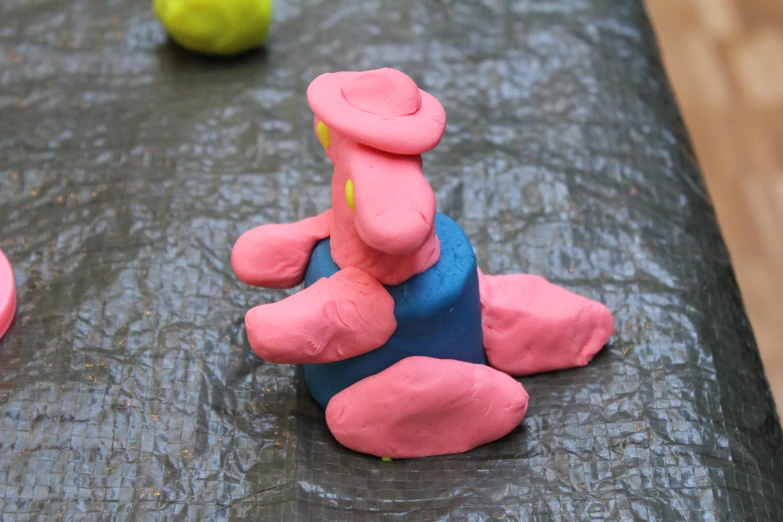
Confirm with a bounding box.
[478,269,614,376]
[232,210,333,289]
[326,356,529,459]
[245,267,396,364]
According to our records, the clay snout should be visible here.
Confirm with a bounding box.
[346,145,437,256]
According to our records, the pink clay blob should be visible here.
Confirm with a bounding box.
[232,211,332,289]
[326,356,529,459]
[245,267,397,364]
[307,68,446,156]
[0,250,15,341]
[478,270,614,376]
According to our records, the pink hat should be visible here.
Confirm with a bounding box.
[0,250,15,341]
[307,68,446,156]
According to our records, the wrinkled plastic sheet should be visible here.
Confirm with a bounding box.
[1,0,783,520]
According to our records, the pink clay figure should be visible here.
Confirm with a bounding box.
[231,68,614,459]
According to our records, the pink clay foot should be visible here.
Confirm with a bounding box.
[245,267,396,364]
[325,356,529,458]
[232,210,332,289]
[478,270,614,376]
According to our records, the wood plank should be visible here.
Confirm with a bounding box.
[644,0,783,421]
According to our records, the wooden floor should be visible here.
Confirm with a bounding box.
[644,0,783,420]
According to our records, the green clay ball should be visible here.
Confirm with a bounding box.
[154,0,273,56]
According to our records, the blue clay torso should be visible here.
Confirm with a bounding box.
[302,212,486,408]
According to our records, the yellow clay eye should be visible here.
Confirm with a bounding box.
[317,121,331,149]
[345,179,355,211]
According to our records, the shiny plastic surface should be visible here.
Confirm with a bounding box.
[1,0,782,520]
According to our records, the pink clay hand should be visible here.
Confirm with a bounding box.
[478,269,614,376]
[245,267,396,364]
[231,210,332,289]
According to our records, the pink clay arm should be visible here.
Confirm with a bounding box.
[231,210,332,289]
[245,267,397,364]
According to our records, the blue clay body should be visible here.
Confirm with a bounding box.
[303,213,486,408]
[302,213,486,408]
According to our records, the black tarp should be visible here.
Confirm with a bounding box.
[1,0,782,520]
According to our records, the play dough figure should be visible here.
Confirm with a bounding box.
[232,68,614,459]
[154,0,272,56]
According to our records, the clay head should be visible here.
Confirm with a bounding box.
[307,68,446,156]
[307,68,442,256]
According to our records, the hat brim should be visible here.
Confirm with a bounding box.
[307,71,446,156]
